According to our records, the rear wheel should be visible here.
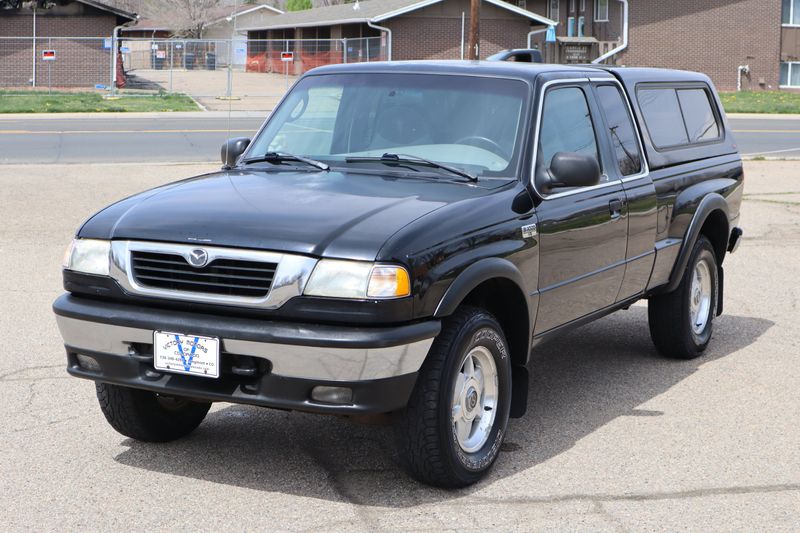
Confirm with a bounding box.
[95,383,211,442]
[393,306,512,488]
[648,235,718,359]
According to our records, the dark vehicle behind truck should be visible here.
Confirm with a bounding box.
[486,48,544,63]
[55,61,743,488]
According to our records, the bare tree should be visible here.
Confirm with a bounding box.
[143,0,226,38]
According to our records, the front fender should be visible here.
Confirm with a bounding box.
[433,257,530,318]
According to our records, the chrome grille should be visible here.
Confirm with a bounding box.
[130,251,277,298]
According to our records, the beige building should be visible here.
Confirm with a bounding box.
[202,4,284,67]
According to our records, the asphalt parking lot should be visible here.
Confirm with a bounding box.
[0,161,798,530]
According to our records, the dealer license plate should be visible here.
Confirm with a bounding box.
[154,331,220,378]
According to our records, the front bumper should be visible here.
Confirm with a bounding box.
[53,294,440,414]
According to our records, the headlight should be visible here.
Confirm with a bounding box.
[304,260,410,299]
[62,238,111,276]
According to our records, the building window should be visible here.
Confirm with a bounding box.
[578,16,585,37]
[549,0,560,22]
[568,16,576,36]
[781,62,800,86]
[784,0,800,25]
[595,0,609,21]
[570,0,576,12]
[580,0,585,12]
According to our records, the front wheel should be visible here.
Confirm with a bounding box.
[648,235,719,359]
[393,306,512,488]
[95,383,211,442]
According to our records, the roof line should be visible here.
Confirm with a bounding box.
[370,0,442,22]
[77,0,137,21]
[239,17,371,32]
[482,0,556,25]
[240,0,555,31]
[207,4,284,26]
[375,0,556,25]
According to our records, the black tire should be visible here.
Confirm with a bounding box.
[95,383,211,442]
[648,235,719,359]
[393,306,512,488]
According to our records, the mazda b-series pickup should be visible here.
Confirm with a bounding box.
[55,61,743,487]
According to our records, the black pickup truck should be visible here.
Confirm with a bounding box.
[54,61,743,488]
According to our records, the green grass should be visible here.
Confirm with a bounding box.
[719,91,800,114]
[0,91,200,113]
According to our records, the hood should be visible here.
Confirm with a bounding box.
[79,168,496,260]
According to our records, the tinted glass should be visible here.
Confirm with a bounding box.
[677,89,720,142]
[638,88,689,148]
[596,85,642,175]
[539,87,600,174]
[781,62,790,86]
[249,74,528,177]
[262,85,343,156]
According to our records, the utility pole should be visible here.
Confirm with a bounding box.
[467,0,480,60]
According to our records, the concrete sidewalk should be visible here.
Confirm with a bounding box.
[128,70,297,111]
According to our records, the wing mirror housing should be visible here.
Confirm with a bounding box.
[221,137,251,169]
[545,152,601,190]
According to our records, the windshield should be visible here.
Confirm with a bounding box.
[247,73,529,178]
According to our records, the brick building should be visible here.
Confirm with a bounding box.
[531,0,794,91]
[237,0,555,74]
[243,0,800,91]
[0,0,135,88]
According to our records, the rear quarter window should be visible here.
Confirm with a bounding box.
[637,85,721,150]
[677,88,720,142]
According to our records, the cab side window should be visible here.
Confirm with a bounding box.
[596,85,643,176]
[538,86,601,179]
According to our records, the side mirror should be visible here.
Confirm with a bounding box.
[221,137,251,169]
[546,152,601,190]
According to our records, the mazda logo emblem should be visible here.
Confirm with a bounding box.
[188,249,209,268]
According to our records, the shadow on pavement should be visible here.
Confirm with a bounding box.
[113,308,773,505]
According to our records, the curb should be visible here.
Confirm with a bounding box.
[0,110,266,120]
[727,113,800,120]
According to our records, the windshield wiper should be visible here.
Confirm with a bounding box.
[242,152,329,171]
[345,153,477,182]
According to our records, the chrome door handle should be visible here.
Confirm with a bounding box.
[609,198,623,219]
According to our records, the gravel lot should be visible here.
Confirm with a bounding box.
[0,161,798,531]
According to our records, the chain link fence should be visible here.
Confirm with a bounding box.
[0,36,386,111]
